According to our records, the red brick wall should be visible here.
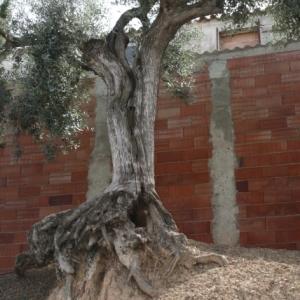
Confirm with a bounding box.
[154,71,213,243]
[230,50,300,250]
[1,50,300,274]
[0,89,96,274]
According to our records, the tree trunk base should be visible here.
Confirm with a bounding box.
[46,261,135,299]
[15,185,228,299]
[46,242,227,300]
[47,251,157,300]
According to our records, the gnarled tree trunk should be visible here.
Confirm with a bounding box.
[14,1,227,299]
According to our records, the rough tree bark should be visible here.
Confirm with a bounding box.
[14,1,228,299]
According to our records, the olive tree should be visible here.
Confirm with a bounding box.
[0,0,299,298]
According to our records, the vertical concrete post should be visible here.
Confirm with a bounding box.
[87,77,112,200]
[208,61,239,246]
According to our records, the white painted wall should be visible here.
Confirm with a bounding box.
[189,15,274,54]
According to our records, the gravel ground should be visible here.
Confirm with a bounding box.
[0,265,56,300]
[1,241,299,300]
[157,240,300,300]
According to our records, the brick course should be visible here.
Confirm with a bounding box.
[155,71,214,250]
[0,94,94,274]
[1,50,300,274]
[229,49,300,250]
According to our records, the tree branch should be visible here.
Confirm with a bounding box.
[0,29,21,50]
[110,3,152,35]
[0,27,92,73]
[106,2,155,70]
[160,0,182,10]
[82,39,115,87]
[82,38,134,107]
[159,0,223,19]
[171,0,224,26]
[68,56,93,72]
[141,0,223,62]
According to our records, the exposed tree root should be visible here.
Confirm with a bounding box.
[195,254,229,266]
[99,268,114,300]
[129,254,163,297]
[15,185,228,299]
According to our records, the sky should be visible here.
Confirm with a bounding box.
[0,0,144,32]
[105,1,141,29]
[104,1,130,27]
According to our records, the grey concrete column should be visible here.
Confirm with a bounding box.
[208,61,239,246]
[87,77,112,200]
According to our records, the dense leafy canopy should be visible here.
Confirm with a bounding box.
[0,0,299,159]
[0,0,106,158]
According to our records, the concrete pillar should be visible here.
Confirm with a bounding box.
[208,61,239,246]
[87,77,112,200]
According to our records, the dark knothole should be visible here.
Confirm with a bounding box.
[130,207,147,228]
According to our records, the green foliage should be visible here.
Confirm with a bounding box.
[1,0,106,160]
[42,145,59,163]
[0,0,204,158]
[220,0,266,27]
[0,0,11,148]
[0,68,9,147]
[0,0,9,19]
[268,0,300,44]
[161,25,203,103]
[1,0,300,160]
